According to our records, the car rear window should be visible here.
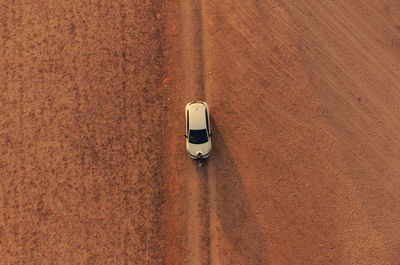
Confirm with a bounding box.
[189,129,208,144]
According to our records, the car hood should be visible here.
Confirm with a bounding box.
[186,141,211,157]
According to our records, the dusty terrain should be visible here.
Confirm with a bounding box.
[2,0,400,264]
[1,1,165,264]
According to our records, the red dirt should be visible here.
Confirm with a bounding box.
[162,0,400,264]
[1,1,165,264]
[2,0,400,264]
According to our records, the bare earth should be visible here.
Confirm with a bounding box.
[2,0,400,264]
[1,1,164,264]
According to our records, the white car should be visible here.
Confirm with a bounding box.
[185,101,212,159]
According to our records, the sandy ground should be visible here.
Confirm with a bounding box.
[2,0,400,264]
[162,0,400,264]
[1,1,165,264]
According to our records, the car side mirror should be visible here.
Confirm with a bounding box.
[209,133,213,136]
[184,134,188,138]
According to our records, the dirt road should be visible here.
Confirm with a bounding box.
[2,0,400,264]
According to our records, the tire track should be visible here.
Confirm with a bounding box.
[181,0,216,264]
[181,1,207,263]
[199,2,220,264]
[181,0,206,100]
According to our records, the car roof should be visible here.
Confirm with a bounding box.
[188,102,207,130]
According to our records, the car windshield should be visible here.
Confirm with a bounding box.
[189,129,208,144]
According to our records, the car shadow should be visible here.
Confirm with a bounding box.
[197,116,269,264]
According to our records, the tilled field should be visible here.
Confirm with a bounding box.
[1,1,165,264]
[2,0,400,264]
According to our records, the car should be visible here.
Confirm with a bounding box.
[184,101,212,159]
